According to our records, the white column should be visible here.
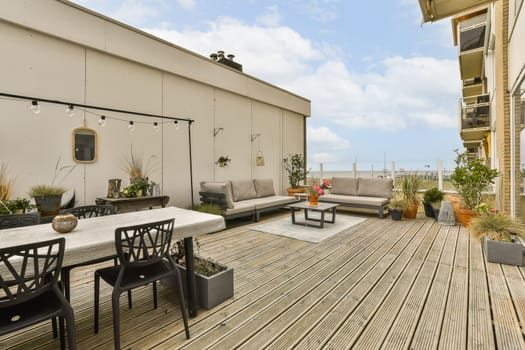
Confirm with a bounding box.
[391,161,396,187]
[320,163,324,182]
[352,162,357,178]
[438,160,443,191]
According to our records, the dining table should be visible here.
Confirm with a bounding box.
[0,206,226,317]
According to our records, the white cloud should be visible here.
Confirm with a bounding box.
[144,18,460,133]
[257,5,281,27]
[177,0,195,10]
[112,0,165,26]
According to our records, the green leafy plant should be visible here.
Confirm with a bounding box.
[170,238,226,277]
[470,213,524,242]
[283,153,308,189]
[401,175,421,206]
[451,150,499,210]
[423,187,444,209]
[389,199,407,210]
[120,178,150,198]
[215,156,231,167]
[7,198,32,212]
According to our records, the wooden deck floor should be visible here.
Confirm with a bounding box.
[2,212,525,349]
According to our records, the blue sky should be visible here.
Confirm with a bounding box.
[73,0,463,172]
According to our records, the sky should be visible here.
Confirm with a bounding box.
[72,0,463,172]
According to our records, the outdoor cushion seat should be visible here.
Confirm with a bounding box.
[224,202,256,216]
[240,196,299,209]
[320,194,389,206]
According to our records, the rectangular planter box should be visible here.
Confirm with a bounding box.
[483,236,524,266]
[163,257,234,310]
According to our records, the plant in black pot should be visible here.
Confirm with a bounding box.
[389,199,406,221]
[470,212,525,266]
[422,187,444,219]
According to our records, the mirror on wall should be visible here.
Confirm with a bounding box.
[72,127,97,163]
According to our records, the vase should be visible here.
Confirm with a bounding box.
[455,207,476,227]
[403,202,418,219]
[309,195,319,206]
[34,194,62,217]
[422,201,435,218]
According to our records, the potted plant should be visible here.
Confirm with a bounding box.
[194,203,223,215]
[6,198,32,214]
[215,156,231,167]
[389,199,407,221]
[451,150,499,227]
[167,239,233,309]
[423,187,444,219]
[401,175,421,219]
[120,178,151,198]
[470,212,525,266]
[283,153,308,196]
[0,163,14,203]
[307,184,325,205]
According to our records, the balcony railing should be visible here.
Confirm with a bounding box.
[461,94,490,130]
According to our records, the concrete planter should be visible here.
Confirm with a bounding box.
[483,236,524,266]
[164,257,234,310]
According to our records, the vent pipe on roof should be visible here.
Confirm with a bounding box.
[209,50,243,72]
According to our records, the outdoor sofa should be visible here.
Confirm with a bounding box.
[319,177,393,218]
[199,179,299,221]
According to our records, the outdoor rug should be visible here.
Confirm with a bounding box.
[251,213,367,243]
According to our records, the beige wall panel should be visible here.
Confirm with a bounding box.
[0,21,85,101]
[281,110,305,190]
[162,74,215,208]
[247,79,311,116]
[213,90,252,181]
[508,10,525,89]
[250,101,283,192]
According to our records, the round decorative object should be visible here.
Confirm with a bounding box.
[52,213,78,233]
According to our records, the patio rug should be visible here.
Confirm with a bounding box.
[251,213,367,243]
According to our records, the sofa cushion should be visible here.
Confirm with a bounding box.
[231,180,257,201]
[331,177,358,196]
[200,181,234,209]
[253,178,276,198]
[357,178,393,198]
[241,196,297,209]
[320,194,390,206]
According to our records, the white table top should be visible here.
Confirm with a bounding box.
[287,201,340,211]
[0,206,226,268]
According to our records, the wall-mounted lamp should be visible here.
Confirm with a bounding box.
[251,133,264,166]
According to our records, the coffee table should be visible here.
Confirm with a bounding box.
[287,202,340,228]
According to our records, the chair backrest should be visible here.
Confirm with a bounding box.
[61,205,115,219]
[0,213,41,230]
[0,238,64,305]
[115,219,174,267]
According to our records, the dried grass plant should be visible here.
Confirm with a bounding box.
[469,213,525,242]
[0,163,14,201]
[123,146,158,180]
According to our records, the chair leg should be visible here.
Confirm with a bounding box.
[52,317,58,338]
[62,267,71,301]
[111,291,121,350]
[58,316,66,350]
[94,272,100,333]
[127,290,132,309]
[173,270,191,339]
[63,305,77,350]
[153,281,158,309]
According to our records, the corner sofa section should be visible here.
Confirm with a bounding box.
[199,179,298,221]
[319,177,393,218]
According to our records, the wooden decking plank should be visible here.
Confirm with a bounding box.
[467,232,495,350]
[281,220,431,350]
[160,220,406,350]
[437,225,470,349]
[503,264,525,336]
[322,219,439,349]
[487,260,525,349]
[379,225,451,350]
[409,225,460,349]
[205,220,422,349]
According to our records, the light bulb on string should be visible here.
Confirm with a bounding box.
[30,100,40,114]
[97,115,106,127]
[174,120,180,130]
[153,122,159,132]
[128,121,135,132]
[65,104,74,117]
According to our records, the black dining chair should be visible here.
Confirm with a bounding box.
[0,238,76,349]
[94,218,190,349]
[59,205,116,301]
[0,212,40,229]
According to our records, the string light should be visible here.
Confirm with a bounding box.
[65,104,74,117]
[30,100,40,114]
[97,115,106,127]
[128,121,135,131]
[174,120,180,130]
[153,122,159,132]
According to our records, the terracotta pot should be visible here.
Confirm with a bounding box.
[403,202,419,219]
[455,207,476,227]
[287,187,305,197]
[308,195,319,206]
[447,195,461,209]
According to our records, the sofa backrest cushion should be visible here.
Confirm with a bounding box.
[331,177,358,196]
[253,179,276,198]
[200,181,234,209]
[231,180,257,201]
[357,178,393,198]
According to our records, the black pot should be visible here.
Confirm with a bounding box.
[391,209,403,221]
[433,208,440,220]
[422,201,435,218]
[34,194,62,216]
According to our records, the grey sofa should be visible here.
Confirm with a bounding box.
[319,177,393,218]
[199,179,298,221]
